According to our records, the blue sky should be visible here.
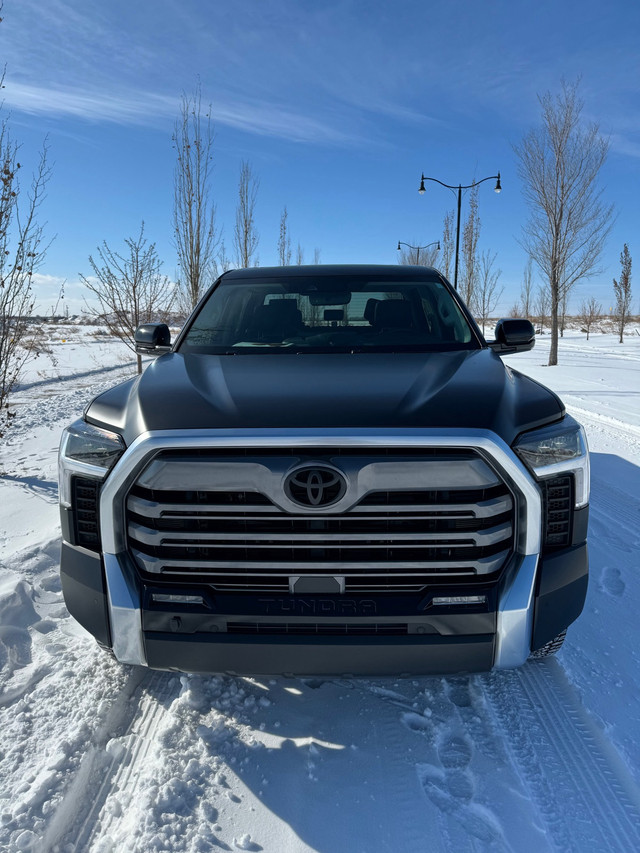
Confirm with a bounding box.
[3,0,639,315]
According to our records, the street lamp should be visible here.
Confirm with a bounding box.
[397,240,440,264]
[418,172,501,290]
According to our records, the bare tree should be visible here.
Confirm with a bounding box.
[80,224,174,374]
[520,257,534,320]
[459,185,480,309]
[278,207,292,265]
[172,86,219,313]
[233,161,259,268]
[440,210,455,282]
[218,241,232,273]
[534,284,551,334]
[295,242,304,265]
[397,242,440,267]
[474,251,504,335]
[313,247,322,264]
[560,290,569,338]
[613,243,632,343]
[578,296,601,340]
[0,110,51,436]
[515,80,614,365]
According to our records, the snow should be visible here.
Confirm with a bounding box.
[1,324,640,852]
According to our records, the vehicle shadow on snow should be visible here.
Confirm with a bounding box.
[589,451,640,491]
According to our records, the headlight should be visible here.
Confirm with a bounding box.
[513,415,589,508]
[59,419,126,506]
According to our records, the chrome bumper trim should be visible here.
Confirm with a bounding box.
[104,552,147,666]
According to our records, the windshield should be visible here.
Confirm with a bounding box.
[179,274,479,354]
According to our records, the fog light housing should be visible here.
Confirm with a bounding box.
[432,595,487,606]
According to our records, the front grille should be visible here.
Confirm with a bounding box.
[227,622,408,636]
[126,449,515,592]
[542,475,573,548]
[73,476,101,550]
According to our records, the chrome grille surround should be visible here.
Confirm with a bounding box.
[97,428,542,669]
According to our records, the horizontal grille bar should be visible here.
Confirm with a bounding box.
[128,519,512,547]
[130,547,509,575]
[203,577,432,592]
[226,622,409,636]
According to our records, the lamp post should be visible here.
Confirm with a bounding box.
[397,240,440,264]
[418,172,501,290]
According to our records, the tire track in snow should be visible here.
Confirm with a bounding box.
[36,665,153,853]
[483,661,640,853]
[57,669,180,853]
[565,405,640,464]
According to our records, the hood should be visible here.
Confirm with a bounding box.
[86,350,564,447]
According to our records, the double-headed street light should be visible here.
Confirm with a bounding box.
[418,172,501,290]
[397,240,440,264]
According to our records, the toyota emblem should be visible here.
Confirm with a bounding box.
[285,466,347,507]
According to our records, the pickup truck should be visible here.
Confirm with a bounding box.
[58,265,589,675]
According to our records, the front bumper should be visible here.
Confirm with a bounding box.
[60,540,588,674]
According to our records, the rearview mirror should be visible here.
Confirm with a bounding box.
[488,319,535,354]
[308,292,352,306]
[134,323,172,355]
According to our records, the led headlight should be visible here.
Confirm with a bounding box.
[58,419,126,506]
[513,414,589,507]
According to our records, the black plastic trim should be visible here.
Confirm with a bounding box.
[532,542,588,651]
[572,505,589,546]
[60,541,111,648]
[144,631,495,676]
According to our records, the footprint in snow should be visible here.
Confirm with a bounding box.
[418,764,506,846]
[445,677,473,708]
[437,733,473,770]
[601,566,625,597]
[401,712,433,735]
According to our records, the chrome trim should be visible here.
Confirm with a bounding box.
[494,554,538,668]
[126,519,512,547]
[126,492,513,519]
[132,453,502,516]
[104,553,146,666]
[98,428,542,669]
[129,546,510,576]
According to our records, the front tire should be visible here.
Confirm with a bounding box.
[530,629,567,659]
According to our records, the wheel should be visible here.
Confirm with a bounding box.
[530,629,567,659]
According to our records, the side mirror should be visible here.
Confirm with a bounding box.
[134,323,172,355]
[488,319,535,354]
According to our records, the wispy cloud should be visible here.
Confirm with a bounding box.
[609,134,640,160]
[3,82,363,146]
[3,83,176,126]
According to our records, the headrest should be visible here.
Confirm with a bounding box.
[372,300,414,329]
[364,298,381,324]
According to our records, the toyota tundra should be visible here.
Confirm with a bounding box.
[58,265,589,675]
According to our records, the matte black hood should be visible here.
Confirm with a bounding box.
[86,350,563,446]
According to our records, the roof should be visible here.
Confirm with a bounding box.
[222,264,442,280]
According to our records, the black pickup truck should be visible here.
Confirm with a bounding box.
[58,265,589,675]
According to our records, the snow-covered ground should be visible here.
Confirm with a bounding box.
[1,324,640,853]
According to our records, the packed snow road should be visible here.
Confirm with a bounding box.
[1,327,640,852]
